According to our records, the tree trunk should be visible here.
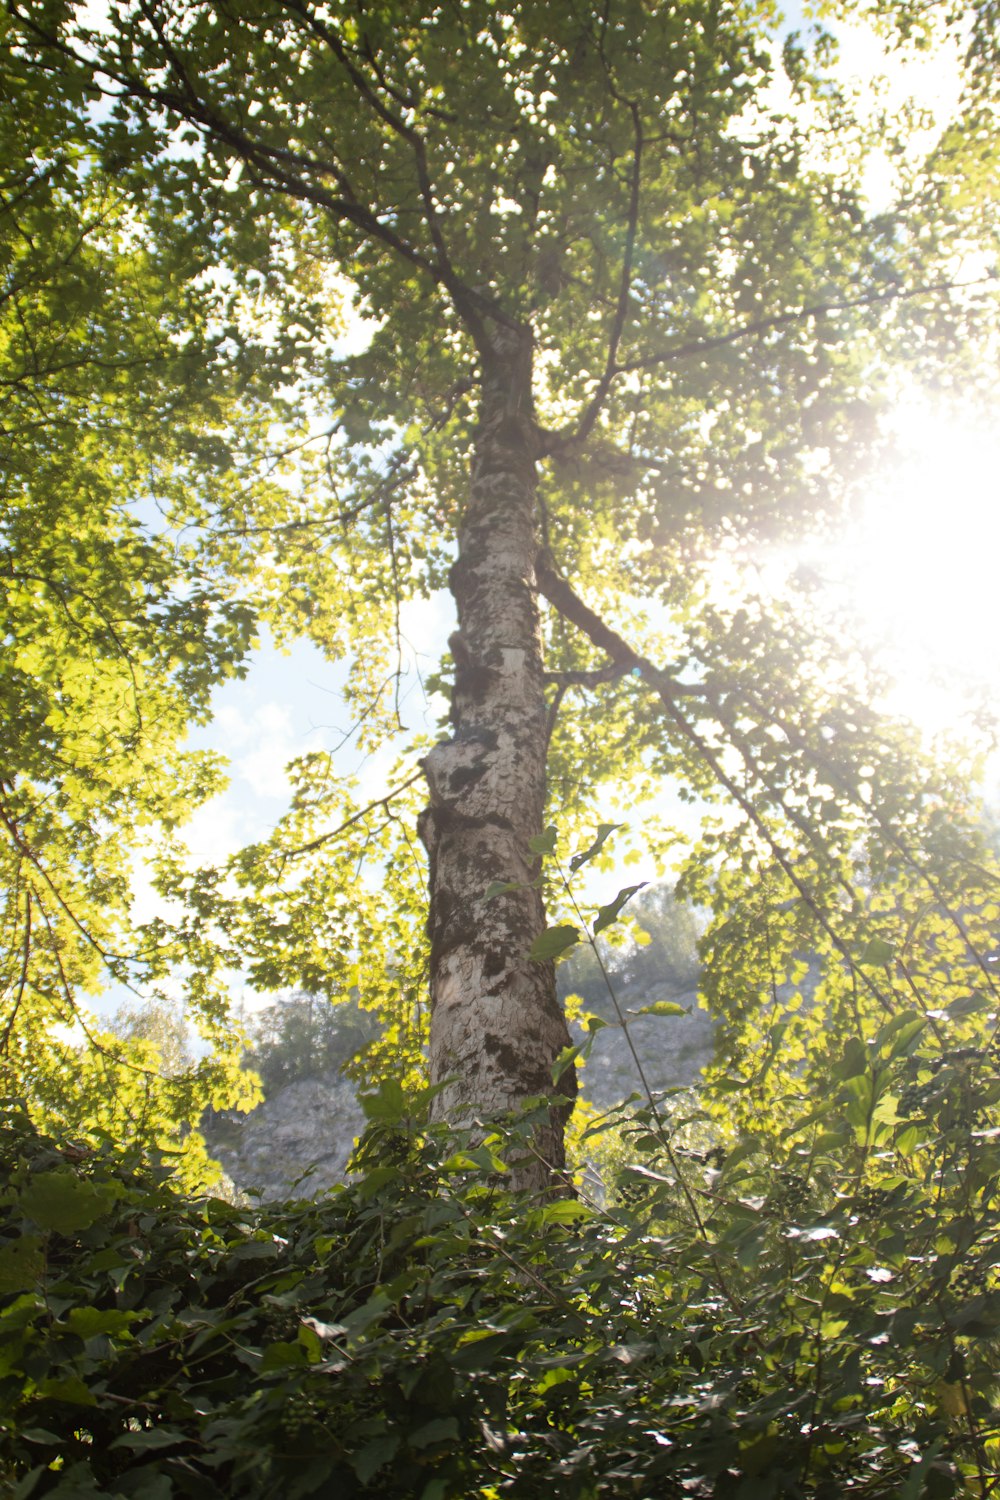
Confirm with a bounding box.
[418,328,575,1188]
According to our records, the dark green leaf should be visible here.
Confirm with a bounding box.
[569,823,621,872]
[527,924,581,962]
[593,884,646,937]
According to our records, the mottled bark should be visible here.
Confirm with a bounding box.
[418,328,575,1188]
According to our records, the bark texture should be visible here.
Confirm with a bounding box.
[419,329,574,1188]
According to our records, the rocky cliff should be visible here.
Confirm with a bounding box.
[205,979,712,1200]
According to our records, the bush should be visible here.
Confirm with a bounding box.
[5,1007,1000,1500]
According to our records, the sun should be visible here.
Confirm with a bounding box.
[828,399,1000,738]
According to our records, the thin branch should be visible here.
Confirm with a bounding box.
[568,38,644,449]
[282,0,482,333]
[382,491,407,732]
[276,769,422,862]
[616,274,999,376]
[0,890,31,1055]
[535,553,913,1023]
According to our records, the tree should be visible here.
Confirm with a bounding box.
[7,0,999,1186]
[0,14,276,1175]
[242,992,381,1096]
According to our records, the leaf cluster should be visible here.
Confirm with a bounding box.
[8,1006,1000,1500]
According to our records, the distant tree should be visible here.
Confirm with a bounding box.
[109,1001,194,1078]
[243,993,380,1097]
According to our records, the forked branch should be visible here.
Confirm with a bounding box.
[535,551,933,1027]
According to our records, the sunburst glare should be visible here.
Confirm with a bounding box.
[836,401,1000,737]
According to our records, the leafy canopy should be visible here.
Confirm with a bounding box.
[2,0,998,1173]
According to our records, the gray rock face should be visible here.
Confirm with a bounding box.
[577,981,713,1108]
[207,981,714,1200]
[204,1072,366,1201]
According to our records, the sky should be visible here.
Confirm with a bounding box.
[179,591,456,865]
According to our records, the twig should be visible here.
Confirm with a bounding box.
[276,769,422,862]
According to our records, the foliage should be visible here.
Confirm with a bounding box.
[3,0,996,1153]
[0,8,292,1170]
[8,1011,1000,1500]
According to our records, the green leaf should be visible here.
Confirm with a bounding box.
[65,1307,135,1339]
[946,992,993,1018]
[112,1478,173,1500]
[484,879,522,900]
[409,1416,459,1449]
[0,1236,44,1292]
[527,924,580,962]
[887,1018,927,1059]
[528,826,558,856]
[569,823,621,872]
[260,1339,309,1372]
[593,884,646,937]
[19,1172,117,1234]
[551,1043,582,1083]
[340,1290,393,1339]
[110,1426,183,1451]
[353,1431,400,1484]
[35,1375,97,1407]
[538,1199,592,1225]
[297,1321,323,1362]
[858,937,896,967]
[360,1078,407,1121]
[630,1000,687,1018]
[833,1037,868,1081]
[13,1467,48,1500]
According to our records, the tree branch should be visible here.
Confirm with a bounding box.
[536,548,698,696]
[534,551,918,1024]
[540,272,998,457]
[280,0,498,347]
[565,36,645,450]
[276,769,422,863]
[616,274,999,376]
[12,5,503,333]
